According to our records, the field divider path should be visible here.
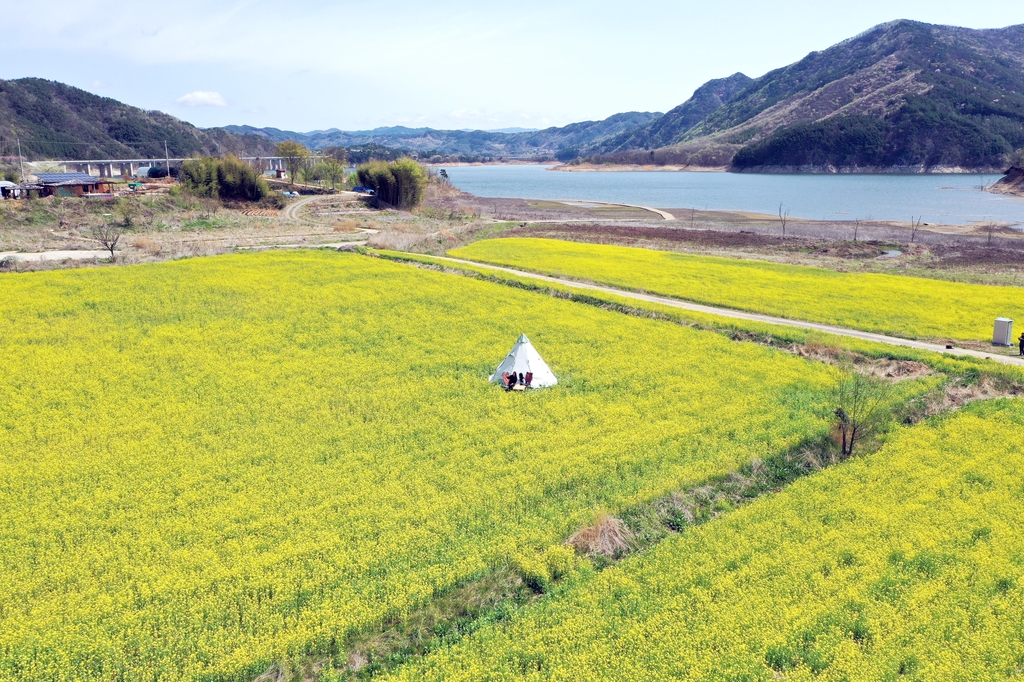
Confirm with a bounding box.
[554,200,675,220]
[430,255,1024,367]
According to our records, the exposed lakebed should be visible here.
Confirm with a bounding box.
[436,164,1024,227]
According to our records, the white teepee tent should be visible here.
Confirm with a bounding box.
[489,334,558,388]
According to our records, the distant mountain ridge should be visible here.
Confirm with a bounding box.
[222,112,662,160]
[0,77,657,163]
[587,20,1024,171]
[0,78,276,161]
[6,20,1023,172]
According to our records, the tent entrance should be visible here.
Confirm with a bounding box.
[489,334,557,390]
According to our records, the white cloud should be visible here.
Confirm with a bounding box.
[176,91,227,107]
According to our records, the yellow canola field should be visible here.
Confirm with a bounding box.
[374,249,1024,383]
[0,251,837,681]
[450,238,1024,341]
[385,399,1024,682]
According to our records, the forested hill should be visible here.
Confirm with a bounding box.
[0,78,277,161]
[589,73,753,154]
[588,21,1024,172]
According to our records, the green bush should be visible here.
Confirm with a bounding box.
[356,158,427,209]
[180,155,271,203]
[179,157,218,198]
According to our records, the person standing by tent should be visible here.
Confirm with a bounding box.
[1019,332,1024,356]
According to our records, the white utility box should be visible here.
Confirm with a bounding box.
[994,317,1014,346]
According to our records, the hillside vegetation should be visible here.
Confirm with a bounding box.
[0,78,277,160]
[589,73,753,156]
[386,398,1024,681]
[587,21,1024,171]
[8,20,1022,169]
[449,238,1024,341]
[0,251,840,680]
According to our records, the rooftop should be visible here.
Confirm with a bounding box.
[34,172,103,185]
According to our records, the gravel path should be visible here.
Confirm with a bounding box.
[430,255,1024,368]
[0,249,115,262]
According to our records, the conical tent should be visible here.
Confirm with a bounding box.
[489,334,558,388]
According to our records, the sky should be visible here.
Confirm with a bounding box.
[2,0,1023,133]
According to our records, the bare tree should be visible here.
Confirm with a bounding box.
[910,216,923,243]
[91,220,124,261]
[832,369,892,458]
[778,204,790,238]
[690,207,696,230]
[853,219,860,242]
[986,222,997,246]
[50,197,82,232]
[113,197,141,229]
[250,157,268,177]
[199,197,220,219]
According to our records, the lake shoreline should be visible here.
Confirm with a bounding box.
[551,163,728,172]
[552,163,1009,175]
[437,165,1020,226]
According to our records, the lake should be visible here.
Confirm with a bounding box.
[435,164,1024,227]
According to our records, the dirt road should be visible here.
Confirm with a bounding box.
[555,200,675,220]
[0,249,116,263]
[429,255,1024,368]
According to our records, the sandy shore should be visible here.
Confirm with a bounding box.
[550,163,728,172]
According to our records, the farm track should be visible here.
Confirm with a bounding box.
[553,200,675,220]
[428,255,1024,367]
[282,195,328,221]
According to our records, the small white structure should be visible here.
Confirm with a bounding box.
[489,334,558,388]
[994,318,1014,346]
[134,166,154,178]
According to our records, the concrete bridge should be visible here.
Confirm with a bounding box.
[55,157,290,177]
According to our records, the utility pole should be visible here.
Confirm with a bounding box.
[14,127,26,183]
[165,140,170,178]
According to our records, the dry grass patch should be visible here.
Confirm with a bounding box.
[566,514,635,558]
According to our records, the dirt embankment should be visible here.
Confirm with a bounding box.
[988,167,1024,197]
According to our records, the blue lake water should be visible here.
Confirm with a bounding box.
[436,164,1024,227]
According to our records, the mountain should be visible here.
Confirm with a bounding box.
[590,21,1024,172]
[0,78,277,161]
[0,77,659,163]
[224,112,662,160]
[590,73,753,154]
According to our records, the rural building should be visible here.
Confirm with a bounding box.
[0,180,44,199]
[33,172,114,197]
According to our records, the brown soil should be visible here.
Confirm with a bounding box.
[501,222,906,258]
[927,244,1024,267]
[494,222,1024,273]
[988,167,1024,197]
